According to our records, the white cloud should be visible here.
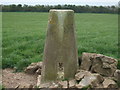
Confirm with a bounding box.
[1,0,119,2]
[1,0,119,6]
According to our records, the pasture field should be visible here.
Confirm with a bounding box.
[2,12,118,71]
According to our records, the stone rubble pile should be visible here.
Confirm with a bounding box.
[24,62,42,75]
[24,52,120,88]
[80,53,118,77]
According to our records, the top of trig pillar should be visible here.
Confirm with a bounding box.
[50,9,74,12]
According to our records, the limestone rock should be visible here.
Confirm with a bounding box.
[36,68,41,75]
[39,82,58,88]
[80,53,93,70]
[24,62,42,74]
[37,75,41,87]
[78,74,99,88]
[15,85,19,89]
[75,72,104,88]
[58,81,68,88]
[80,53,117,77]
[37,75,68,88]
[37,62,43,68]
[114,69,120,82]
[40,82,52,88]
[49,82,59,88]
[90,74,104,88]
[102,77,117,88]
[38,81,68,88]
[91,55,117,77]
[69,79,76,88]
[75,70,91,81]
[75,84,83,88]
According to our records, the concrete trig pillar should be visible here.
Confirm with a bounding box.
[41,9,78,83]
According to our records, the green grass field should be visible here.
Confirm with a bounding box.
[2,12,119,71]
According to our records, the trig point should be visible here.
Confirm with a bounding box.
[41,9,78,83]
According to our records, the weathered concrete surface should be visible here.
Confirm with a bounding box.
[41,9,78,83]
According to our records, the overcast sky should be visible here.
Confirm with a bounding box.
[1,0,119,6]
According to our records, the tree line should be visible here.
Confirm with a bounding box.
[1,4,119,14]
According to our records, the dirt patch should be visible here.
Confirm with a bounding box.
[2,68,38,88]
